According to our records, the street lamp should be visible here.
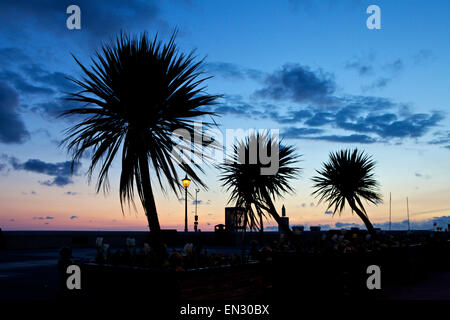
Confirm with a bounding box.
[182,175,191,232]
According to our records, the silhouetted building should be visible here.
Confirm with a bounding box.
[278,204,290,233]
[225,207,245,231]
[292,226,304,234]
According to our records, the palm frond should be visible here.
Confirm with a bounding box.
[61,31,221,212]
[311,148,382,215]
[219,132,301,230]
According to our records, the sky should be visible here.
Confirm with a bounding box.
[0,0,449,231]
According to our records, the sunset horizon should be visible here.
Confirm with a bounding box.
[1,1,449,233]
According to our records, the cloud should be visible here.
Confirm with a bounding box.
[345,59,373,76]
[9,157,81,187]
[254,63,336,104]
[213,104,256,118]
[22,190,37,195]
[205,62,263,81]
[40,176,73,187]
[375,216,450,230]
[383,59,404,73]
[345,55,406,91]
[10,158,80,176]
[0,70,54,95]
[414,172,431,179]
[0,47,82,118]
[359,59,403,91]
[273,109,314,124]
[285,132,377,144]
[282,127,323,138]
[24,65,78,93]
[212,61,444,146]
[330,216,450,230]
[334,108,444,139]
[33,216,54,220]
[335,222,360,228]
[0,0,163,44]
[275,98,443,143]
[429,131,450,147]
[239,60,444,144]
[304,112,335,126]
[192,200,202,205]
[413,49,433,65]
[0,48,29,63]
[70,215,78,219]
[325,211,333,215]
[65,191,78,195]
[316,134,377,143]
[0,81,30,144]
[362,77,392,90]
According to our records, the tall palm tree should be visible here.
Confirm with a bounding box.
[61,32,220,249]
[220,133,301,243]
[311,149,382,234]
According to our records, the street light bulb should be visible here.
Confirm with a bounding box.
[182,175,191,188]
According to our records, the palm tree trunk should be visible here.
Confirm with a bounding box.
[138,153,162,248]
[260,189,298,246]
[258,211,264,245]
[347,199,375,235]
[241,209,248,262]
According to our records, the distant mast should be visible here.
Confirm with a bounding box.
[389,192,392,231]
[406,197,410,231]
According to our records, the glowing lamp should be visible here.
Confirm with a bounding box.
[182,175,191,188]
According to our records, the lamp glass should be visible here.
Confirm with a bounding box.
[182,176,191,188]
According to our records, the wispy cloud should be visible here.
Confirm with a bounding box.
[204,62,263,81]
[33,216,54,220]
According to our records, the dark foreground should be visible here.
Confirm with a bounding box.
[1,247,450,301]
[0,230,449,318]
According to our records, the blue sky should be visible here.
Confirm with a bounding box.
[0,0,449,230]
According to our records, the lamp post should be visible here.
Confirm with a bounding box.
[182,175,191,232]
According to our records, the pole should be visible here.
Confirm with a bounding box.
[195,189,199,217]
[184,186,188,232]
[194,189,199,232]
[389,192,392,231]
[406,197,410,231]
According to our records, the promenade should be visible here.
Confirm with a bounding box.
[1,247,450,300]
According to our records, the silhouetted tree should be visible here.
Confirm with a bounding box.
[311,149,382,234]
[220,132,301,243]
[61,32,220,249]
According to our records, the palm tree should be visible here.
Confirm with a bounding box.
[311,149,382,234]
[61,32,220,249]
[220,133,301,243]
